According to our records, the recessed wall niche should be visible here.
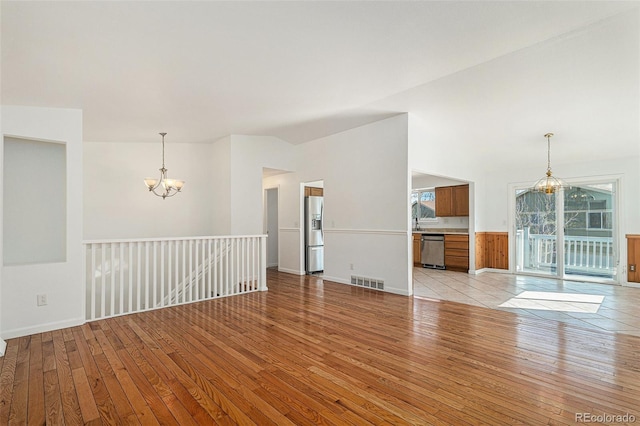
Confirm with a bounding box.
[3,136,67,265]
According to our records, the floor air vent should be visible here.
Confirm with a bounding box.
[350,275,384,290]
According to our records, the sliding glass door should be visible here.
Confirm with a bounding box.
[515,190,558,275]
[515,180,617,281]
[563,183,616,280]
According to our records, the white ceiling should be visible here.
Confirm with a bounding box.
[2,1,638,154]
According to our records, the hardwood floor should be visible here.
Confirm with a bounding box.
[1,269,639,425]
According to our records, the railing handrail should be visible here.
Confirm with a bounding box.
[523,233,612,243]
[83,234,268,245]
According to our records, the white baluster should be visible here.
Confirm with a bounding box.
[160,240,165,308]
[136,242,141,312]
[207,239,212,299]
[226,238,231,295]
[240,237,246,293]
[128,242,133,314]
[90,244,96,320]
[260,236,267,291]
[213,239,219,297]
[110,243,116,317]
[182,240,186,303]
[174,240,179,304]
[144,241,150,311]
[153,241,158,308]
[167,240,172,306]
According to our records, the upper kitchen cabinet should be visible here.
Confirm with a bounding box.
[435,184,469,217]
[304,186,324,197]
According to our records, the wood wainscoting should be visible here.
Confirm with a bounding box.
[628,234,640,283]
[476,232,509,270]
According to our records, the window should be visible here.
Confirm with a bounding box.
[411,189,436,220]
[588,211,612,230]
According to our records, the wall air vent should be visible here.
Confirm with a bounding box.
[350,275,384,291]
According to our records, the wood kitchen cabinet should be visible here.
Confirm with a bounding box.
[445,234,469,271]
[304,186,324,197]
[435,184,469,217]
[413,233,422,266]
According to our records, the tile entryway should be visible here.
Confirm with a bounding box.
[413,267,640,337]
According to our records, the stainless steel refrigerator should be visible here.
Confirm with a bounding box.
[305,196,324,273]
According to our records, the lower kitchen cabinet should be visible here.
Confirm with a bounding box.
[445,234,469,271]
[413,233,421,266]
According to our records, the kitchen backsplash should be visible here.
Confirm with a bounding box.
[418,216,469,230]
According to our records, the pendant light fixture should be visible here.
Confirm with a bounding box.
[144,132,184,199]
[532,132,569,194]
[568,187,595,203]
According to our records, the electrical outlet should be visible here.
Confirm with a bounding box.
[350,263,354,270]
[37,294,47,306]
[631,264,636,272]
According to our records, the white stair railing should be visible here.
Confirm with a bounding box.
[83,235,267,321]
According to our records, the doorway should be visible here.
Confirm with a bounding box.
[303,180,324,274]
[514,179,618,282]
[265,188,279,268]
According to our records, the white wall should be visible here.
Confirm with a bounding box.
[211,136,232,235]
[411,174,466,190]
[229,135,295,235]
[0,53,4,352]
[4,137,67,265]
[267,115,412,295]
[84,141,216,239]
[2,106,83,338]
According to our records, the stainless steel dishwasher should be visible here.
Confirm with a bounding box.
[421,234,445,269]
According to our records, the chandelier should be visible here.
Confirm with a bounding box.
[532,133,569,194]
[568,187,595,203]
[143,132,184,199]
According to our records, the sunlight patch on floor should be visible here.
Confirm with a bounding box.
[499,291,604,313]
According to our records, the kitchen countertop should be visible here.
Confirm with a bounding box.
[413,228,469,235]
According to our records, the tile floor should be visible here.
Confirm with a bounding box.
[413,267,640,337]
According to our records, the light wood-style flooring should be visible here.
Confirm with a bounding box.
[1,269,639,425]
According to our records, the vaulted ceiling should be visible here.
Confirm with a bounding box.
[2,1,638,167]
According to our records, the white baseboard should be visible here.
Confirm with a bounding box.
[267,262,278,268]
[320,275,349,285]
[2,317,85,340]
[0,339,6,357]
[278,267,304,276]
[472,268,511,275]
